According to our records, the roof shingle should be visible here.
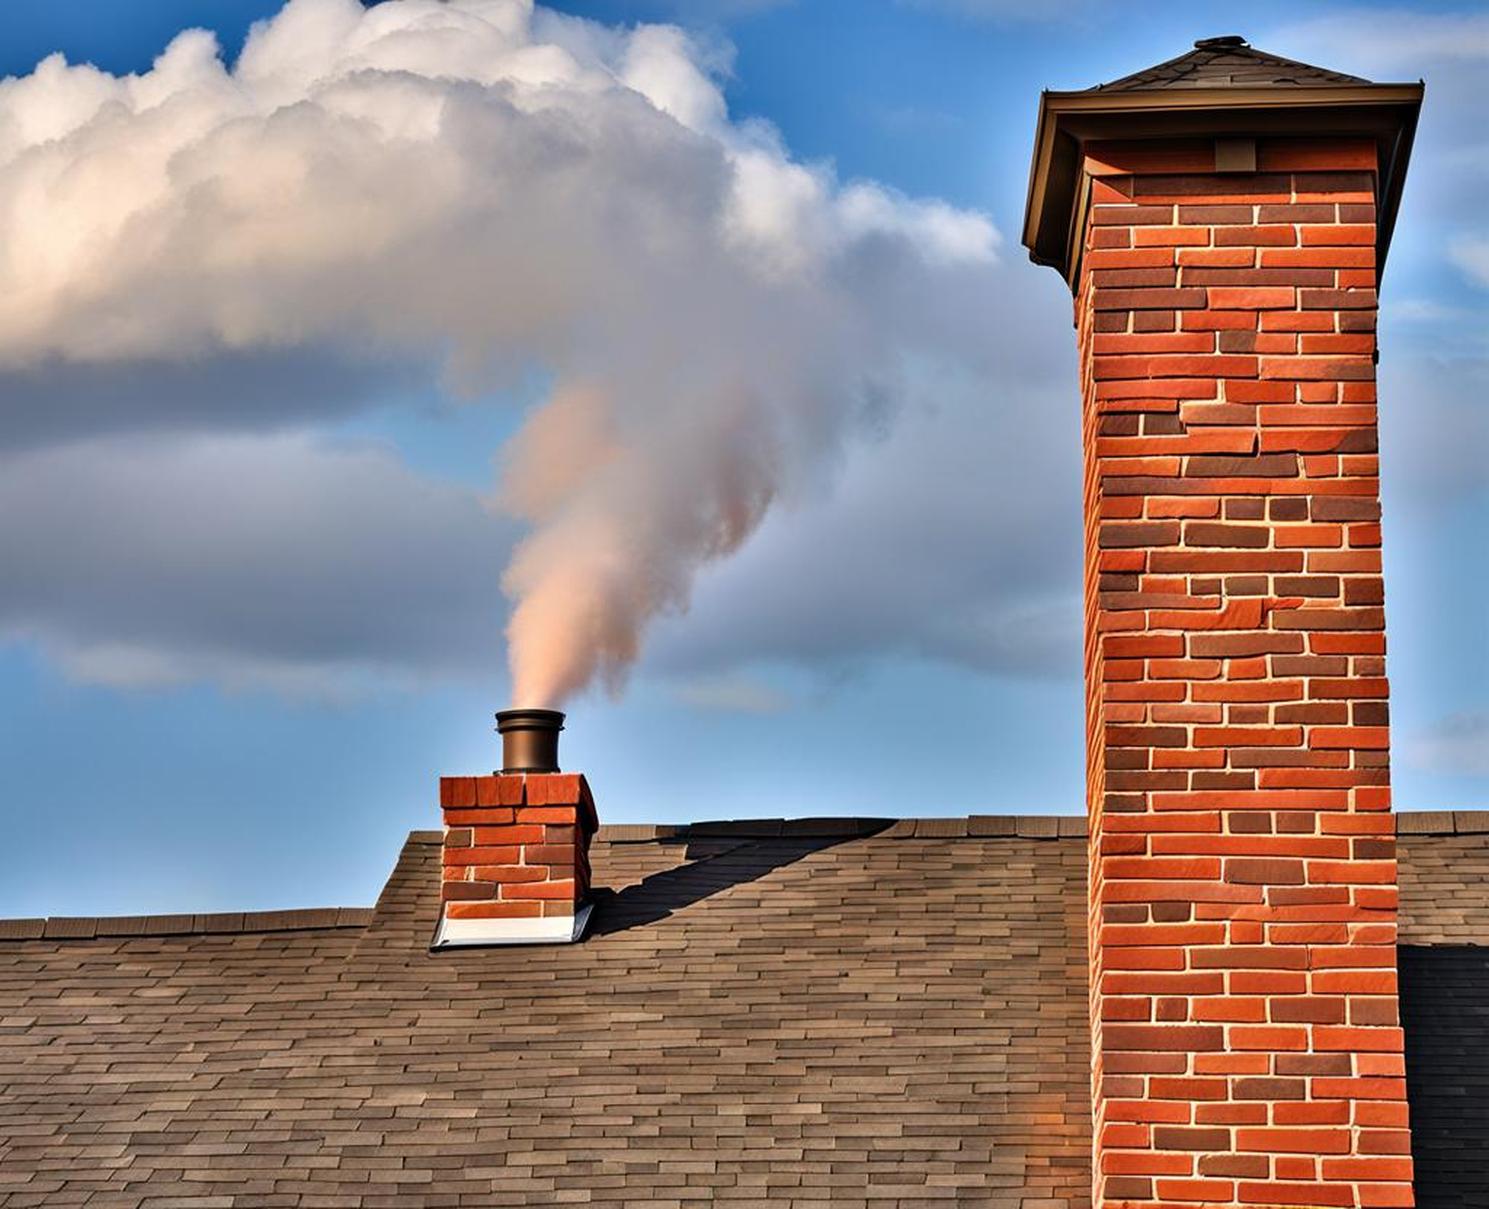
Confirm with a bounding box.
[1092,36,1368,93]
[0,816,1486,1205]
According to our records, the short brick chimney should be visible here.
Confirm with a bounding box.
[434,715,597,946]
[1025,37,1422,1209]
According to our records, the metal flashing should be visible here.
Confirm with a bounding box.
[432,902,594,948]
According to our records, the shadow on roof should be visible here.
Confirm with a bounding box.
[587,825,895,937]
[1401,945,1489,1204]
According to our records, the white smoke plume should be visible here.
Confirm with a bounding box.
[0,0,1002,706]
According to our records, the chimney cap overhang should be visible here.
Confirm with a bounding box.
[1021,42,1423,289]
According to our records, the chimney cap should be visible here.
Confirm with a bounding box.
[495,708,565,774]
[1021,40,1423,289]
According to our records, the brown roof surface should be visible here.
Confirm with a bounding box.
[1397,812,1489,944]
[1091,36,1368,93]
[1,814,1487,1206]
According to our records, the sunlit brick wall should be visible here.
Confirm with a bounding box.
[440,772,596,921]
[1075,137,1413,1209]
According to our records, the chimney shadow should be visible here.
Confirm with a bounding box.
[1401,945,1489,1205]
[585,820,894,937]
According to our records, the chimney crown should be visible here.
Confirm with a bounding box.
[1022,40,1422,287]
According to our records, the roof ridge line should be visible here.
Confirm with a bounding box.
[1398,809,1489,836]
[1086,48,1195,92]
[591,810,1488,844]
[593,814,1089,843]
[10,813,1478,939]
[0,905,374,942]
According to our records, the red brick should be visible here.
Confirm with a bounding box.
[1309,727,1390,750]
[1261,247,1375,269]
[1103,1024,1225,1052]
[1224,858,1305,885]
[1102,1152,1194,1176]
[1152,1125,1232,1150]
[1208,286,1295,309]
[1358,1129,1413,1154]
[469,825,545,845]
[1091,203,1176,226]
[1094,353,1257,379]
[442,845,523,866]
[515,806,578,824]
[466,864,546,884]
[526,772,584,805]
[1313,1025,1405,1053]
[1237,1127,1351,1154]
[474,775,525,807]
[1261,356,1374,382]
[1088,247,1177,269]
[1320,1158,1414,1181]
[1179,246,1255,266]
[1238,1181,1355,1207]
[444,900,543,919]
[1181,309,1258,331]
[1157,1179,1237,1201]
[1193,727,1302,748]
[1300,224,1374,245]
[467,860,527,880]
[501,879,578,900]
[1133,227,1210,248]
[1103,974,1226,1000]
[442,808,516,826]
[1274,1100,1348,1124]
[442,776,477,808]
[1214,225,1297,246]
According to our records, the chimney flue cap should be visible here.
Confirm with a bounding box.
[495,708,565,774]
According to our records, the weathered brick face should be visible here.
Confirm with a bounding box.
[439,772,596,919]
[1077,139,1412,1208]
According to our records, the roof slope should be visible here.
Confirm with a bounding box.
[1092,36,1368,92]
[0,823,1091,1207]
[1,816,1487,1206]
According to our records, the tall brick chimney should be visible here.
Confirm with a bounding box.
[1023,37,1423,1209]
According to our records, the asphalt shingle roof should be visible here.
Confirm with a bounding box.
[1,814,1486,1206]
[1090,36,1369,93]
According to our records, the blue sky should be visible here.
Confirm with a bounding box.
[0,0,1485,917]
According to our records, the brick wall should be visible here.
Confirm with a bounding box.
[1077,138,1412,1208]
[439,772,596,921]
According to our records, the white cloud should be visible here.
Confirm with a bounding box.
[1379,353,1489,503]
[1408,712,1489,778]
[0,0,1009,709]
[0,371,1092,703]
[0,349,421,452]
[647,364,1084,683]
[1452,236,1489,289]
[3,1,1477,719]
[0,432,516,695]
[1268,10,1489,274]
[0,364,1092,702]
[669,672,794,714]
[1269,11,1489,75]
[1384,298,1470,325]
